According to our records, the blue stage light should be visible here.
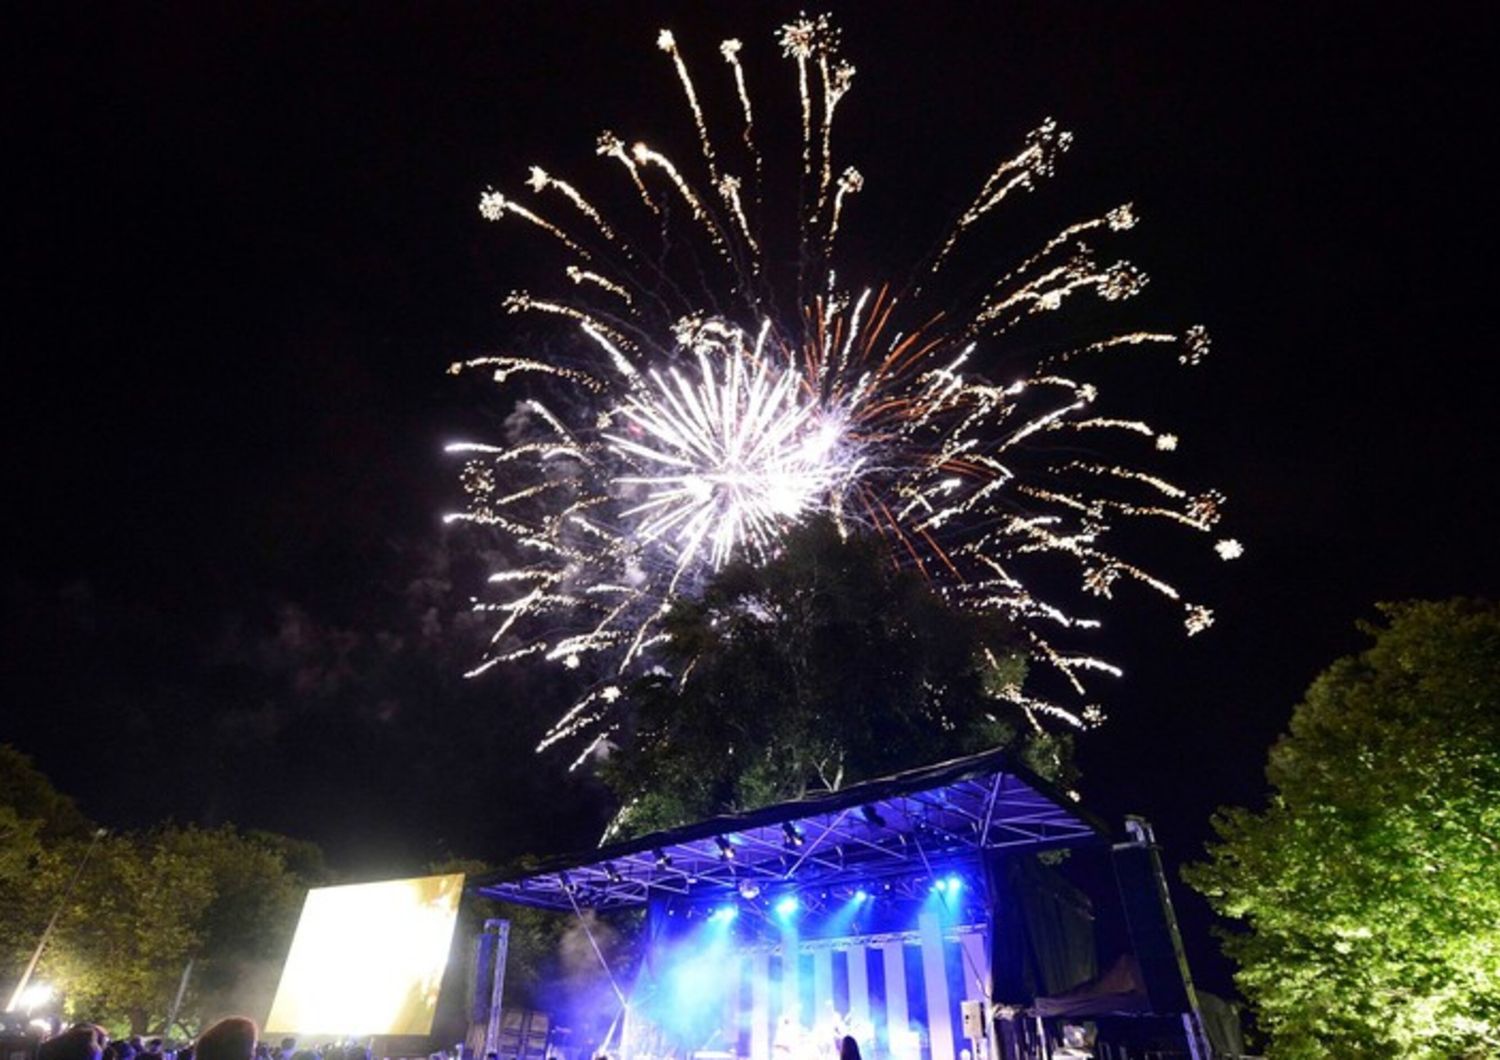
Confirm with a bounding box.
[775,894,799,918]
[709,904,738,923]
[854,888,870,903]
[931,873,964,895]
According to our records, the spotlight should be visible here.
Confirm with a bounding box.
[560,871,576,893]
[16,983,53,1012]
[782,822,805,848]
[738,879,762,900]
[854,888,870,903]
[710,904,738,923]
[714,836,735,861]
[775,894,799,918]
[860,805,887,829]
[604,862,623,883]
[654,848,673,869]
[932,873,964,895]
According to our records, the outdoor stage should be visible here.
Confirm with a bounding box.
[471,748,1222,1060]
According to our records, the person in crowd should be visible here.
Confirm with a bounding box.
[277,1038,296,1060]
[194,1018,257,1060]
[39,1026,103,1060]
[838,1037,862,1060]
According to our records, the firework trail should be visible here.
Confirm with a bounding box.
[448,17,1237,762]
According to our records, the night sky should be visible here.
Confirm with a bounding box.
[4,3,1494,993]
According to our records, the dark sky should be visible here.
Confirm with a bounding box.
[4,2,1494,993]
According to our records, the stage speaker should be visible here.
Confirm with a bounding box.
[1112,832,1192,1015]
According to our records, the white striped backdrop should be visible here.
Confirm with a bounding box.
[709,916,989,1060]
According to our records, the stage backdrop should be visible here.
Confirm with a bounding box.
[265,874,465,1036]
[634,910,990,1060]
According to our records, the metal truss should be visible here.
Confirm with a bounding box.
[475,747,1103,912]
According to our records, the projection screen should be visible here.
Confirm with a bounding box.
[265,873,465,1036]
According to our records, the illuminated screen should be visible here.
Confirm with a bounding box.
[265,873,465,1036]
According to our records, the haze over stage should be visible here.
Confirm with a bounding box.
[265,873,465,1036]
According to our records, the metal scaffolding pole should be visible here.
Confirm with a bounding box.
[6,827,108,1012]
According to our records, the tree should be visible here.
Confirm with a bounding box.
[600,519,1071,836]
[0,806,43,887]
[159,826,314,1035]
[19,829,220,1035]
[1,745,95,1002]
[1,751,322,1035]
[0,744,94,841]
[1184,599,1500,1058]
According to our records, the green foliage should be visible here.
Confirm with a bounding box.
[0,744,94,840]
[163,827,312,1034]
[4,825,313,1036]
[21,830,220,1035]
[601,519,1067,836]
[0,804,44,885]
[1184,599,1500,1058]
[0,753,322,1036]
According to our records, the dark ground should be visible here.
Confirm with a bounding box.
[4,3,1495,996]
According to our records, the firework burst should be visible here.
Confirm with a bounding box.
[448,16,1234,759]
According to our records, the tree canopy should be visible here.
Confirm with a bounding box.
[0,744,94,841]
[1184,599,1500,1058]
[1,747,323,1036]
[601,519,1072,836]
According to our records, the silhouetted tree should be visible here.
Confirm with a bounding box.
[601,519,1072,835]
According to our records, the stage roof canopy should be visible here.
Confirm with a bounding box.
[472,748,1106,912]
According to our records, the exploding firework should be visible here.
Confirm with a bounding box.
[447,16,1235,760]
